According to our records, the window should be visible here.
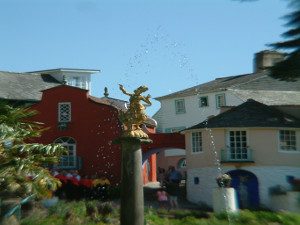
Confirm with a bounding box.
[215,93,226,108]
[175,99,186,114]
[279,130,297,151]
[228,130,248,160]
[192,132,202,153]
[58,102,71,122]
[199,96,208,107]
[68,77,87,89]
[177,158,187,169]
[68,77,78,86]
[54,137,76,168]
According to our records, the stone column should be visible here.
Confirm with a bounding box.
[212,187,238,213]
[149,154,157,182]
[116,137,151,225]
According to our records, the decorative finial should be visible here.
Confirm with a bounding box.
[104,87,109,97]
[62,75,67,85]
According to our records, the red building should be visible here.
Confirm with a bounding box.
[30,85,185,185]
[0,69,185,185]
[31,85,123,184]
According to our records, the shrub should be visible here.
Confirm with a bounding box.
[97,202,113,216]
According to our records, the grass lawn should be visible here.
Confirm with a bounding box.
[18,200,300,225]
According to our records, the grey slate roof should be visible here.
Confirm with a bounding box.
[0,71,61,102]
[89,96,128,111]
[155,71,300,100]
[228,89,300,106]
[185,99,300,130]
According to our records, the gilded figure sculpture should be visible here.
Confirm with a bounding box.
[119,84,151,138]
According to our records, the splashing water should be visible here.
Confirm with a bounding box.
[118,26,202,98]
[202,109,234,224]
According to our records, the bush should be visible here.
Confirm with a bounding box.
[20,200,300,225]
[97,202,113,216]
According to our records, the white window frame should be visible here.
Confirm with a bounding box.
[175,99,186,114]
[278,129,298,153]
[227,130,248,160]
[199,96,209,107]
[68,76,87,89]
[58,102,71,122]
[191,132,202,154]
[54,137,77,168]
[215,93,226,108]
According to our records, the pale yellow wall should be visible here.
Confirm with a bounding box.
[185,128,300,169]
[186,129,226,168]
[249,128,300,166]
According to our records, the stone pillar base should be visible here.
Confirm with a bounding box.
[212,188,238,213]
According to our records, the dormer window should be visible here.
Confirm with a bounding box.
[175,99,186,114]
[216,93,226,108]
[199,96,208,107]
[67,76,87,89]
[58,102,71,122]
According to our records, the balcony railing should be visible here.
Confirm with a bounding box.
[55,156,82,170]
[221,147,254,162]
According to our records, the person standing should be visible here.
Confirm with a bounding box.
[166,181,180,209]
[156,187,169,209]
[157,167,166,187]
[167,166,182,184]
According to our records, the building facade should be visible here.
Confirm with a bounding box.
[182,100,300,209]
[152,50,300,187]
[0,68,186,185]
[153,50,300,133]
[30,85,123,184]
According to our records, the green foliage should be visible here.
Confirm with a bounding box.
[22,200,118,225]
[20,200,300,225]
[269,0,300,81]
[107,185,121,199]
[0,101,65,199]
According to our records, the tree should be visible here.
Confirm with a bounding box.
[269,0,300,81]
[0,101,65,200]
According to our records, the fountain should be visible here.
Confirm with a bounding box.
[114,84,152,225]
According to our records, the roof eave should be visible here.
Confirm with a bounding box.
[27,68,101,74]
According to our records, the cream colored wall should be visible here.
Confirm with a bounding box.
[185,128,300,169]
[186,129,226,169]
[249,128,300,166]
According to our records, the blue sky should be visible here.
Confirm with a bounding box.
[0,0,288,115]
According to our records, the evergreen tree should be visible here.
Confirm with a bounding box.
[269,0,300,81]
[0,101,65,200]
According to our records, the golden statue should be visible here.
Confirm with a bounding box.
[119,84,152,138]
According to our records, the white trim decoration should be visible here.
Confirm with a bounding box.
[58,102,71,122]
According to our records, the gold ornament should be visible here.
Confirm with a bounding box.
[119,84,151,138]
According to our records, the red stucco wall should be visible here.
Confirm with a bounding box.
[30,85,122,184]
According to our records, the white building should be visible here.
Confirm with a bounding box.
[153,50,300,133]
[28,68,100,91]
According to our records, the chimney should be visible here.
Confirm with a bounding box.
[253,50,286,73]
